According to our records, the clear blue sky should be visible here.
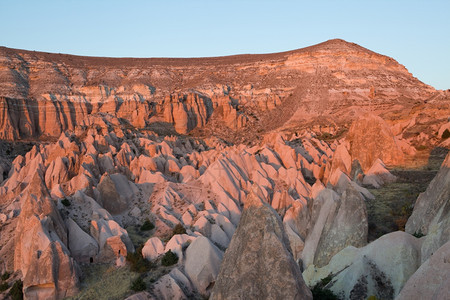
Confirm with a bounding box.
[1,0,449,89]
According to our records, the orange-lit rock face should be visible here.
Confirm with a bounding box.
[347,113,405,171]
[0,39,438,141]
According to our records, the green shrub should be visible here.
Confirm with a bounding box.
[311,274,339,300]
[126,246,153,273]
[0,282,9,292]
[442,129,450,140]
[172,223,186,235]
[320,274,333,286]
[61,198,71,207]
[140,219,155,231]
[161,250,178,266]
[130,276,146,292]
[311,285,339,300]
[1,271,10,281]
[413,230,425,238]
[9,280,23,300]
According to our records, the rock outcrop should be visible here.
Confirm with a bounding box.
[184,236,223,297]
[304,231,421,300]
[405,152,450,237]
[362,158,396,188]
[211,192,312,300]
[347,113,405,171]
[396,240,450,300]
[14,172,79,299]
[301,184,368,269]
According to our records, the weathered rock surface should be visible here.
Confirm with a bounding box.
[396,240,450,300]
[66,217,98,262]
[362,158,396,188]
[347,113,405,171]
[14,172,79,299]
[142,237,165,261]
[184,236,223,297]
[406,152,450,236]
[152,268,194,300]
[211,193,312,300]
[301,184,368,269]
[304,231,421,300]
[97,174,133,215]
[405,152,450,265]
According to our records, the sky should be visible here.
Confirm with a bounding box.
[0,0,449,89]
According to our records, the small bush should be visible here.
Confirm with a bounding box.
[413,230,425,238]
[61,198,71,207]
[126,246,153,273]
[161,250,178,266]
[0,282,9,292]
[415,145,427,151]
[172,223,186,235]
[140,219,155,231]
[442,129,450,140]
[1,271,10,281]
[311,274,338,300]
[9,280,23,300]
[320,275,333,286]
[130,276,146,292]
[311,285,339,300]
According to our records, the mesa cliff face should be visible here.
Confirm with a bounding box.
[0,39,439,143]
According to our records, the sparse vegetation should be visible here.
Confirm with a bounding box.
[161,250,178,266]
[414,144,428,151]
[126,246,154,273]
[367,180,430,240]
[140,219,155,231]
[413,230,425,238]
[126,225,153,248]
[61,198,71,207]
[66,264,138,300]
[320,275,333,286]
[311,275,338,300]
[9,280,23,300]
[172,223,186,235]
[0,282,9,292]
[130,276,146,292]
[1,271,10,281]
[316,132,333,141]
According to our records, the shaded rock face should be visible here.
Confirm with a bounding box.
[396,240,450,300]
[97,174,130,214]
[406,152,450,264]
[211,194,312,300]
[184,236,223,297]
[303,231,421,300]
[302,184,368,269]
[347,113,404,171]
[406,152,450,236]
[66,218,98,262]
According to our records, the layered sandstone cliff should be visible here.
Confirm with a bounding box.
[0,39,440,143]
